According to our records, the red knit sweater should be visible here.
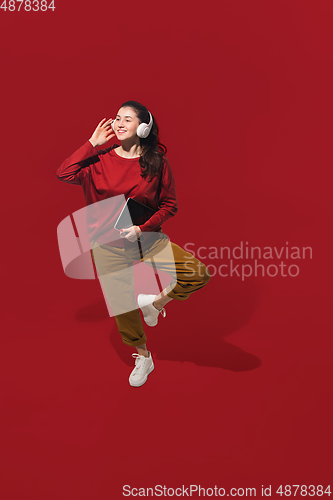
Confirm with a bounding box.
[56,141,178,247]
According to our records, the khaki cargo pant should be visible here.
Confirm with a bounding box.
[90,232,211,347]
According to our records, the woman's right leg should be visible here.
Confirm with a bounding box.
[91,241,155,387]
[91,242,148,348]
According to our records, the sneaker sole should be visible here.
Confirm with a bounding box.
[129,362,154,387]
[137,295,158,327]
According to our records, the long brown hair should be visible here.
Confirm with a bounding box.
[119,100,167,182]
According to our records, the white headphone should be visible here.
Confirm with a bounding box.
[111,110,153,139]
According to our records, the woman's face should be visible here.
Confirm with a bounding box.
[114,107,140,140]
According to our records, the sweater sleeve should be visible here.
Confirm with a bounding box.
[139,157,178,232]
[56,140,99,185]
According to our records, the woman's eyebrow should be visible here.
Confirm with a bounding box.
[116,114,133,118]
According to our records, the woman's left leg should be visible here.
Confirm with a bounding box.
[142,239,211,304]
[136,237,211,327]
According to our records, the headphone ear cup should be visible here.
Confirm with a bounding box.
[136,123,145,138]
[111,120,115,132]
[136,112,153,138]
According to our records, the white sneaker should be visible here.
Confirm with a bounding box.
[129,351,154,387]
[137,294,166,327]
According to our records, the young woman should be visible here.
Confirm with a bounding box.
[56,100,211,387]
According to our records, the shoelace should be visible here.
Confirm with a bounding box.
[153,305,166,318]
[159,307,166,318]
[131,353,148,375]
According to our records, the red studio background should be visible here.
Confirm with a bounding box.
[0,1,332,499]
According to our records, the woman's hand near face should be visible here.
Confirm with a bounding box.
[89,118,115,147]
[120,226,142,242]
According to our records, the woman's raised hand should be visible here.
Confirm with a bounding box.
[89,118,115,147]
